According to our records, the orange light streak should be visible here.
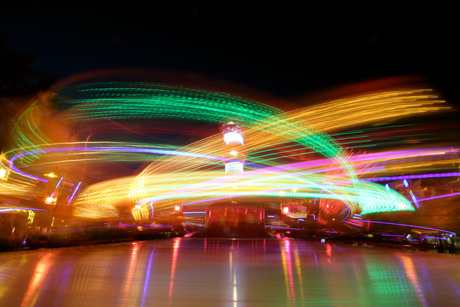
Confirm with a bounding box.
[20,252,56,307]
[121,242,141,305]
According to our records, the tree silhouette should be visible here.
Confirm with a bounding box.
[1,33,57,96]
[0,32,57,150]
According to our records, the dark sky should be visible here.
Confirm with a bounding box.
[2,3,460,105]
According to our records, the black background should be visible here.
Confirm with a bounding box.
[1,3,460,106]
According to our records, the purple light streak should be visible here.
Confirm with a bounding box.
[415,192,460,202]
[265,225,302,231]
[0,207,48,213]
[364,172,460,183]
[344,220,363,227]
[9,146,264,182]
[141,248,156,307]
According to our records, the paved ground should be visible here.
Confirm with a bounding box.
[0,238,459,306]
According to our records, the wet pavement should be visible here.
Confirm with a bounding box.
[0,238,459,306]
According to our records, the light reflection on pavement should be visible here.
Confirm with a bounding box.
[0,238,459,306]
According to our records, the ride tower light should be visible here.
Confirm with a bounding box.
[221,121,245,174]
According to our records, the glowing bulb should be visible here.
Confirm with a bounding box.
[45,172,57,178]
[282,207,289,214]
[0,168,6,179]
[230,150,238,156]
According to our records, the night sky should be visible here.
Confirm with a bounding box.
[2,3,460,106]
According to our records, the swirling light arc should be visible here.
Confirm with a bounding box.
[5,79,454,225]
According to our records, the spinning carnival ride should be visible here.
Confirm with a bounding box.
[1,73,458,237]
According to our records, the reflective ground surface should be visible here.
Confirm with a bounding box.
[1,238,459,306]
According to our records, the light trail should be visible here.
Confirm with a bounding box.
[1,75,458,232]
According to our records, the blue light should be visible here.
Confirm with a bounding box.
[409,190,420,208]
[182,211,206,215]
[141,248,155,307]
[67,181,81,206]
[55,177,64,189]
